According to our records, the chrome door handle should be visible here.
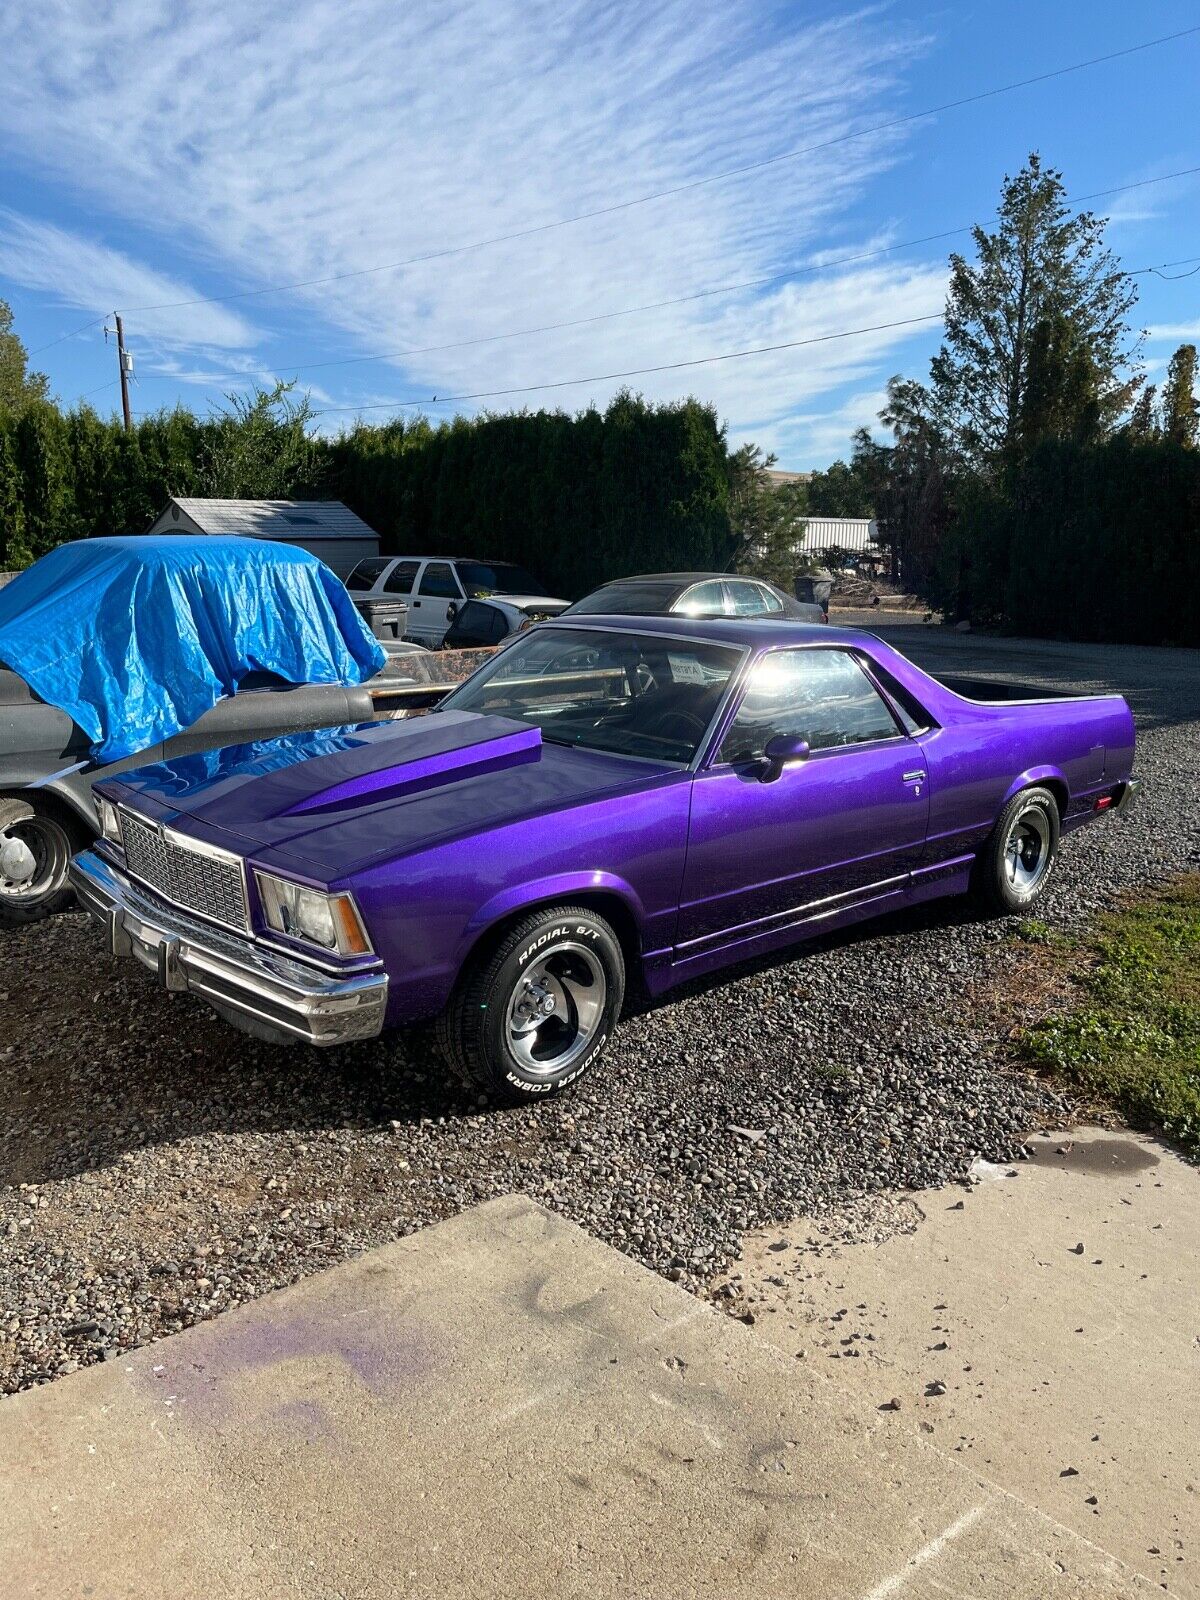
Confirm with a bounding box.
[903,769,927,783]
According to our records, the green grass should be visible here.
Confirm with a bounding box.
[1023,877,1200,1157]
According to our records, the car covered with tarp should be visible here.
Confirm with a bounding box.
[0,535,426,924]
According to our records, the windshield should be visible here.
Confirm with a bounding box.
[456,561,543,597]
[440,626,742,765]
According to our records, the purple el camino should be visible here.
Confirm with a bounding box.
[70,618,1140,1102]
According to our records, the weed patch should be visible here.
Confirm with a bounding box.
[1023,877,1200,1156]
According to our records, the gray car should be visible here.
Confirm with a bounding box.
[561,573,827,624]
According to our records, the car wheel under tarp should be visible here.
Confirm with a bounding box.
[0,798,84,925]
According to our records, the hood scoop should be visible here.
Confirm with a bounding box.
[280,717,542,818]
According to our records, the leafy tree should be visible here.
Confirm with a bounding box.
[859,377,955,600]
[806,455,874,516]
[199,382,325,499]
[0,300,51,415]
[12,402,71,559]
[0,425,30,567]
[728,443,811,587]
[1125,384,1159,441]
[929,154,1139,467]
[1160,343,1198,449]
[1018,311,1102,449]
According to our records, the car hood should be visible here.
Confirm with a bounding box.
[102,709,677,881]
[484,594,569,612]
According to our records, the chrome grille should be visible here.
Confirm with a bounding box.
[118,810,249,932]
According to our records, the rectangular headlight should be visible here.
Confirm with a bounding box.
[255,872,373,957]
[96,795,122,844]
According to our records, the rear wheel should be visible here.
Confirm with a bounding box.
[973,786,1060,915]
[437,905,625,1102]
[0,798,84,926]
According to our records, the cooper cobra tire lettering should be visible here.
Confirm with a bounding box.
[439,906,624,1105]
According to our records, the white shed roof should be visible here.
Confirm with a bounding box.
[154,498,380,542]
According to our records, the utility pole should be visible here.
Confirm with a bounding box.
[114,314,133,431]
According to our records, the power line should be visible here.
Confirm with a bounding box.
[27,313,110,358]
[301,246,1200,418]
[127,164,1200,389]
[77,377,119,401]
[306,312,947,415]
[116,24,1200,317]
[121,246,1200,421]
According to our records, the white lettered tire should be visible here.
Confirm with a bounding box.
[438,905,625,1102]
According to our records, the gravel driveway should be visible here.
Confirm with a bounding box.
[3,626,1198,1393]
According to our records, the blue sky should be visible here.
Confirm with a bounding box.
[1,0,1197,467]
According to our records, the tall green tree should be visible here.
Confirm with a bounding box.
[1160,343,1198,448]
[0,300,51,415]
[806,455,875,516]
[728,444,810,586]
[199,382,325,499]
[929,154,1139,467]
[866,377,954,598]
[1018,311,1102,449]
[1125,384,1159,441]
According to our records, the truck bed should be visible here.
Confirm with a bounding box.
[933,674,1086,704]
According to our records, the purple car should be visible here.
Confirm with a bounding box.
[70,618,1140,1102]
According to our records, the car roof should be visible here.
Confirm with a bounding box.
[385,555,527,566]
[542,614,870,649]
[592,572,767,587]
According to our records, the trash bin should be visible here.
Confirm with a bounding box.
[795,569,833,617]
[353,596,409,642]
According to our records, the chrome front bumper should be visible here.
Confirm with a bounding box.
[70,850,388,1047]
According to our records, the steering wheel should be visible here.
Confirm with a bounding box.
[635,708,709,743]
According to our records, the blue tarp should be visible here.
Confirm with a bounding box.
[0,536,387,762]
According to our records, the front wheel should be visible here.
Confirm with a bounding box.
[973,786,1060,915]
[437,905,625,1102]
[0,798,83,926]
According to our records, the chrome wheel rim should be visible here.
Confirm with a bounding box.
[1004,807,1051,894]
[506,942,606,1076]
[0,815,70,904]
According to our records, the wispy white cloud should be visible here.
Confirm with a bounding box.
[0,0,941,460]
[1145,323,1200,343]
[0,211,256,350]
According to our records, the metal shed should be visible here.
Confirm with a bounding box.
[144,498,382,579]
[802,517,880,561]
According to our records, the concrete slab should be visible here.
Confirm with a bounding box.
[728,1128,1198,1598]
[0,1195,1157,1598]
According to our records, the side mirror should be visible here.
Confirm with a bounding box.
[759,733,810,782]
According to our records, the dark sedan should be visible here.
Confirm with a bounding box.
[562,572,826,624]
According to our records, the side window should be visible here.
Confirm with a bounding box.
[384,560,420,595]
[418,561,460,599]
[860,657,932,735]
[719,649,902,764]
[345,558,390,591]
[674,580,727,617]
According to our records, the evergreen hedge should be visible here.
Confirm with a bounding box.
[0,393,736,598]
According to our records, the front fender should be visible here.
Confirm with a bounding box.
[2,767,99,832]
[460,870,647,961]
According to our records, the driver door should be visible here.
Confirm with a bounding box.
[677,648,929,953]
